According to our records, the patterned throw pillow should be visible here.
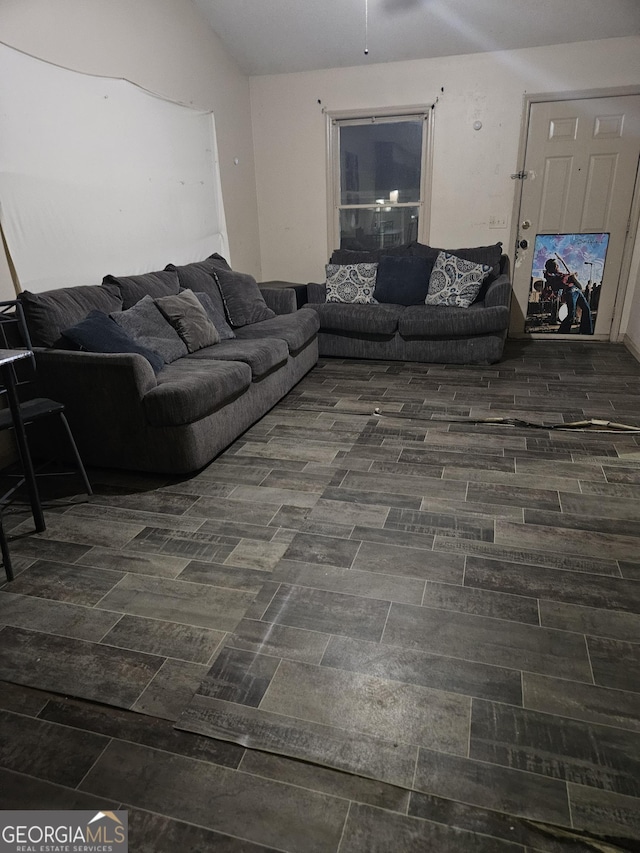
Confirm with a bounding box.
[325,263,378,304]
[425,252,491,308]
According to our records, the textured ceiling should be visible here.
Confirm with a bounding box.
[194,0,640,76]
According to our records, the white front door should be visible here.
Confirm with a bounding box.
[511,95,640,339]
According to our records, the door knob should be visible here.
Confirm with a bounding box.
[519,239,529,249]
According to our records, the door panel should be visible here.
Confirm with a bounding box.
[582,153,617,230]
[512,95,640,338]
[539,157,572,231]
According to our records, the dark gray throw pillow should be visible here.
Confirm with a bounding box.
[374,255,433,305]
[214,268,275,328]
[166,253,232,285]
[154,290,220,353]
[110,295,187,363]
[18,284,123,348]
[61,310,164,373]
[103,268,180,309]
[190,291,235,340]
[166,259,236,339]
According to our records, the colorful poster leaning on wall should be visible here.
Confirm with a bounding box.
[525,233,610,335]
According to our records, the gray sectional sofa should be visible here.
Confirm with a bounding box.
[307,242,512,364]
[18,254,319,475]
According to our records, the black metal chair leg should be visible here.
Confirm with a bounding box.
[0,303,92,549]
[58,412,92,496]
[2,369,46,532]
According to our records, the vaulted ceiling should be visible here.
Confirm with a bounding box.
[194,0,640,76]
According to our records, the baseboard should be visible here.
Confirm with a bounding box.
[624,334,640,364]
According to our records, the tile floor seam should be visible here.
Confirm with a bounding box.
[71,734,115,792]
[119,799,298,853]
[4,345,640,847]
[237,752,411,816]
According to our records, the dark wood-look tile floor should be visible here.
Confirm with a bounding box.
[1,340,640,852]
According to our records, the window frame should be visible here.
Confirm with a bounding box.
[325,104,435,256]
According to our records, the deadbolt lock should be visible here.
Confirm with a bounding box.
[521,220,531,230]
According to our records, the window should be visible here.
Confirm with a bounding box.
[328,108,432,253]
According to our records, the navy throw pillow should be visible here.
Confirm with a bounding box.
[374,255,434,305]
[62,310,164,374]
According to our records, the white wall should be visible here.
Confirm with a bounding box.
[0,0,260,298]
[250,35,640,346]
[2,12,639,353]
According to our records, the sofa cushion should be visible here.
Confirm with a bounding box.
[103,268,180,309]
[111,295,187,363]
[410,241,502,272]
[325,263,378,304]
[154,289,220,353]
[308,302,404,335]
[232,308,320,353]
[215,268,275,328]
[374,255,433,306]
[170,252,232,279]
[61,310,164,373]
[18,284,123,348]
[399,303,510,337]
[306,282,328,304]
[166,257,236,340]
[185,337,288,379]
[330,243,413,264]
[143,358,252,427]
[425,252,492,307]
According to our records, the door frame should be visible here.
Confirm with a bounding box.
[509,86,640,341]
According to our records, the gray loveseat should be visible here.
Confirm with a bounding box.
[307,242,511,364]
[18,255,319,475]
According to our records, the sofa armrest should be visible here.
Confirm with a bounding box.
[306,282,326,303]
[483,273,512,310]
[258,284,298,315]
[31,349,159,469]
[33,349,157,414]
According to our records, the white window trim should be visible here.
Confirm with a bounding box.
[325,103,435,257]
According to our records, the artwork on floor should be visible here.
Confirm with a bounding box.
[524,232,609,335]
